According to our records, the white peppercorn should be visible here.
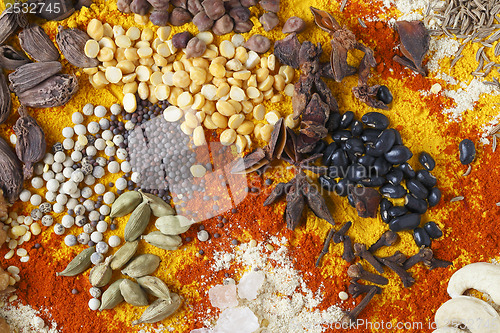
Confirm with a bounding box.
[96,157,107,167]
[99,205,110,216]
[90,231,103,243]
[62,127,74,138]
[94,105,107,118]
[96,241,109,254]
[70,189,81,199]
[53,203,65,214]
[66,198,78,210]
[74,124,87,136]
[42,170,55,181]
[63,167,74,179]
[54,223,65,235]
[103,192,115,205]
[54,152,66,163]
[131,172,141,183]
[64,234,78,247]
[89,287,101,298]
[87,122,100,134]
[86,146,97,157]
[20,190,31,202]
[94,184,105,195]
[52,162,63,173]
[61,215,75,228]
[83,103,94,116]
[96,220,108,233]
[102,130,113,141]
[90,253,103,265]
[112,135,124,146]
[108,235,121,248]
[63,156,74,167]
[84,175,96,186]
[93,166,105,179]
[116,148,128,160]
[75,215,87,227]
[197,230,209,241]
[45,191,57,203]
[81,187,93,199]
[77,233,90,245]
[31,177,44,189]
[83,223,95,234]
[72,111,84,124]
[125,121,134,130]
[30,194,42,206]
[56,194,68,205]
[121,161,132,173]
[73,142,85,152]
[71,151,83,163]
[107,161,120,173]
[41,215,54,227]
[74,204,86,216]
[63,181,78,195]
[99,119,110,130]
[43,153,55,165]
[71,170,85,183]
[83,199,95,211]
[55,173,65,183]
[104,146,116,157]
[115,178,127,190]
[89,210,100,222]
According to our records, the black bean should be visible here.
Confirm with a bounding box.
[172,32,192,49]
[361,129,382,143]
[312,140,328,155]
[213,14,234,35]
[329,149,349,168]
[342,138,365,156]
[373,129,396,155]
[326,112,341,132]
[351,120,363,137]
[347,190,356,208]
[427,187,442,207]
[389,213,421,232]
[459,139,476,165]
[318,175,337,192]
[391,129,403,145]
[373,157,392,176]
[424,222,443,239]
[321,142,338,165]
[361,112,389,130]
[332,130,353,142]
[340,111,355,129]
[404,194,428,214]
[384,145,413,164]
[193,11,214,31]
[397,163,416,179]
[413,227,431,247]
[346,164,368,182]
[418,152,436,171]
[380,184,407,198]
[376,85,393,104]
[357,155,376,167]
[258,12,278,31]
[386,169,404,185]
[335,178,351,197]
[327,165,343,178]
[416,170,437,188]
[388,205,408,217]
[406,179,428,200]
[359,176,385,187]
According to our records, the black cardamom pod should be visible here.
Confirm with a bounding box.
[0,136,23,203]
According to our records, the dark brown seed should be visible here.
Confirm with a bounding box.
[130,0,151,15]
[185,37,206,58]
[193,11,214,31]
[0,136,23,203]
[282,16,306,34]
[234,20,253,33]
[273,33,301,69]
[149,10,170,26]
[172,32,192,49]
[0,10,21,45]
[17,74,79,108]
[393,21,430,76]
[146,0,169,10]
[0,45,31,71]
[259,0,280,12]
[229,6,250,22]
[202,0,225,20]
[259,12,279,31]
[169,8,192,26]
[240,0,257,6]
[171,0,187,8]
[187,0,203,15]
[0,71,12,125]
[9,61,62,94]
[212,14,234,36]
[116,0,132,12]
[56,26,99,68]
[244,34,271,53]
[19,24,60,62]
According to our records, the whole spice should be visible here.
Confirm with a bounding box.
[155,215,191,235]
[12,106,47,179]
[393,21,430,76]
[88,256,113,287]
[348,281,382,298]
[369,230,399,253]
[9,61,62,94]
[99,279,125,311]
[137,276,172,301]
[17,74,79,108]
[379,255,415,288]
[110,191,143,218]
[142,231,182,250]
[0,137,24,203]
[315,228,335,267]
[109,240,139,270]
[0,71,12,124]
[347,263,388,285]
[18,23,60,62]
[56,26,100,68]
[0,10,23,45]
[353,243,384,274]
[120,279,149,306]
[140,191,175,217]
[0,45,31,71]
[282,16,306,34]
[341,286,378,326]
[132,293,182,325]
[124,200,152,242]
[56,246,96,277]
[121,254,161,278]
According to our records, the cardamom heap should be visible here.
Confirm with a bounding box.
[140,191,175,217]
[120,279,149,306]
[9,61,62,94]
[0,137,23,203]
[88,256,113,287]
[132,293,182,325]
[142,231,182,251]
[0,45,31,71]
[13,106,46,179]
[155,215,192,236]
[110,191,143,219]
[0,71,12,125]
[121,254,161,279]
[137,276,171,301]
[99,279,125,311]
[56,246,96,277]
[19,23,59,62]
[109,240,139,270]
[17,74,79,108]
[56,26,99,68]
[124,200,151,242]
[0,10,25,45]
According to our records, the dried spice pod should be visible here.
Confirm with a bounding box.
[109,240,139,270]
[19,23,59,62]
[9,61,62,94]
[140,191,175,217]
[393,21,430,76]
[121,254,161,278]
[0,71,12,125]
[13,106,46,179]
[124,200,151,241]
[17,74,79,108]
[56,26,99,68]
[137,276,171,301]
[132,293,182,325]
[99,279,125,311]
[56,246,96,277]
[0,9,23,45]
[0,45,31,71]
[120,279,149,306]
[110,191,143,218]
[0,137,23,203]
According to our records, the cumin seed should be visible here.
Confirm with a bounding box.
[450,196,465,202]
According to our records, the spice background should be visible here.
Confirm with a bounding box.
[1,0,500,332]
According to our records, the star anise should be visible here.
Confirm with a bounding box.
[393,21,430,76]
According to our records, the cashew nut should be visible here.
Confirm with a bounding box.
[432,327,464,333]
[435,296,500,333]
[447,262,500,305]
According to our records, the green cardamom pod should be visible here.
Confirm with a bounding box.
[155,215,192,236]
[13,106,46,179]
[0,45,30,71]
[136,276,171,301]
[99,279,125,311]
[0,137,23,203]
[19,23,59,62]
[124,201,151,242]
[56,26,99,68]
[0,70,12,125]
[110,191,143,219]
[132,293,182,325]
[109,240,138,270]
[142,231,182,251]
[120,279,149,307]
[56,246,95,277]
[9,61,62,94]
[88,256,113,287]
[0,10,24,45]
[17,74,79,108]
[140,191,175,217]
[121,254,161,279]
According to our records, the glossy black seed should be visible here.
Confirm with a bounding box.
[322,142,339,166]
[388,205,408,217]
[365,144,382,157]
[424,221,443,239]
[380,184,407,198]
[359,176,386,187]
[376,85,393,104]
[342,138,365,156]
[335,178,351,197]
[406,179,429,200]
[332,130,353,142]
[380,198,393,223]
[340,111,355,129]
[384,145,413,164]
[404,194,428,214]
[374,129,396,154]
[351,120,363,137]
[326,112,341,132]
[416,170,437,188]
[346,164,368,182]
[312,140,328,155]
[347,191,356,208]
[391,129,403,145]
[318,175,337,192]
[397,163,416,179]
[357,155,376,167]
[459,139,476,165]
[418,152,436,171]
[361,112,389,130]
[329,149,349,168]
[427,187,442,207]
[413,227,431,247]
[389,213,421,232]
[373,157,392,176]
[361,129,382,143]
[386,169,404,185]
[328,165,343,178]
